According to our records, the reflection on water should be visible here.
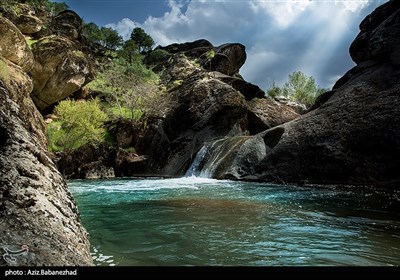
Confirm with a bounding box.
[68,177,400,266]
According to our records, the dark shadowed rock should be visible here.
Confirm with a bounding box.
[213,2,400,187]
[158,39,213,54]
[350,0,400,64]
[51,10,82,40]
[213,72,265,101]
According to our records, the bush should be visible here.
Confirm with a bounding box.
[47,99,108,153]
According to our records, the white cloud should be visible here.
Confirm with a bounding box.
[107,0,385,89]
[106,18,140,40]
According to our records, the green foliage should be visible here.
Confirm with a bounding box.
[87,56,160,122]
[130,27,154,53]
[83,22,123,50]
[47,99,108,153]
[267,71,328,107]
[118,39,139,64]
[26,38,38,48]
[266,80,281,99]
[145,49,170,66]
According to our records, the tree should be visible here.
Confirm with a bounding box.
[82,23,122,50]
[119,39,139,64]
[100,26,123,50]
[47,99,108,153]
[281,71,327,107]
[130,27,154,53]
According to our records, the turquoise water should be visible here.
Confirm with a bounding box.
[68,177,400,266]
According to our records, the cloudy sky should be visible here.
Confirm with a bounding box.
[55,0,387,89]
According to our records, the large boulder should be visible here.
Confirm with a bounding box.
[0,16,34,71]
[51,10,83,40]
[209,2,400,187]
[13,4,43,35]
[30,36,95,111]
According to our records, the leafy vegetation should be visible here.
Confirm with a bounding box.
[130,27,155,53]
[47,99,108,153]
[0,0,68,16]
[87,56,160,122]
[83,22,123,50]
[266,71,328,107]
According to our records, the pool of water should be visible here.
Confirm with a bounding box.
[68,177,400,266]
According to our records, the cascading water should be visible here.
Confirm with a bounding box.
[185,136,251,178]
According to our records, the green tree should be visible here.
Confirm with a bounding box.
[82,23,122,50]
[130,27,154,53]
[281,71,327,107]
[119,39,139,64]
[100,26,123,50]
[47,99,108,153]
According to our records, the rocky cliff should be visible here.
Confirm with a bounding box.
[0,9,92,265]
[207,0,400,187]
[131,40,299,176]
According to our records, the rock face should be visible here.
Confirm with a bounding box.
[210,1,400,187]
[0,16,34,71]
[30,35,95,111]
[0,15,92,266]
[135,42,299,176]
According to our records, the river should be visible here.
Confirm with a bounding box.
[68,177,400,266]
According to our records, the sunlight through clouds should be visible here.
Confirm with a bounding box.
[107,0,386,89]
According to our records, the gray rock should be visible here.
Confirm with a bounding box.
[0,57,92,265]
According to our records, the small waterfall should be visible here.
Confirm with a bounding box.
[185,137,250,178]
[185,144,209,177]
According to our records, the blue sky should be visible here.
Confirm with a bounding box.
[54,0,388,89]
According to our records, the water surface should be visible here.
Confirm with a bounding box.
[68,177,400,266]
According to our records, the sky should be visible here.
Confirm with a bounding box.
[54,0,388,89]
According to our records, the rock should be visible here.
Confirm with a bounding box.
[213,1,400,187]
[274,96,307,114]
[81,161,115,179]
[307,90,336,112]
[106,118,136,147]
[115,150,147,177]
[350,0,400,64]
[135,52,299,176]
[51,10,83,40]
[30,35,95,111]
[214,43,246,76]
[16,14,43,35]
[0,16,34,71]
[213,72,265,101]
[0,56,92,265]
[248,98,300,134]
[158,39,213,54]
